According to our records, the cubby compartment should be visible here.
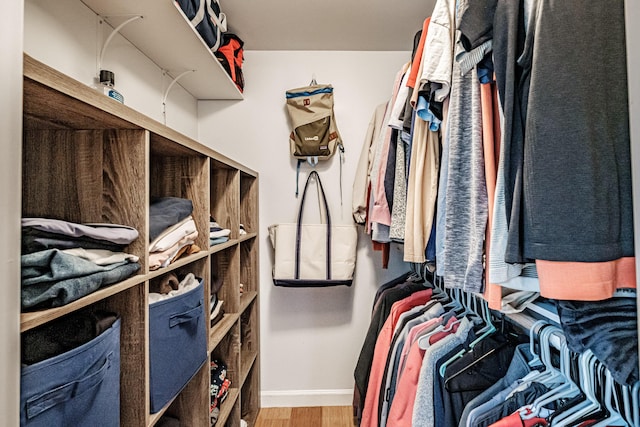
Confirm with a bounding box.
[149,135,210,270]
[21,76,147,329]
[240,172,258,237]
[210,324,240,427]
[223,399,242,427]
[148,261,209,427]
[211,245,241,320]
[240,299,259,387]
[241,363,260,426]
[147,258,209,422]
[211,160,240,242]
[240,238,259,303]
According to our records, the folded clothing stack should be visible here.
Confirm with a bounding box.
[210,216,231,246]
[149,197,200,270]
[21,218,141,310]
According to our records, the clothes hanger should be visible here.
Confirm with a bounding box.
[523,329,580,419]
[559,354,608,427]
[632,381,639,427]
[613,381,634,427]
[436,293,495,377]
[546,349,587,425]
[519,326,569,421]
[545,346,593,427]
[417,284,469,350]
[590,370,629,427]
[527,320,550,369]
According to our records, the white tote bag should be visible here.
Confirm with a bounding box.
[268,171,357,287]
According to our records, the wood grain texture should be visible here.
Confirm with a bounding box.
[211,168,240,240]
[22,129,147,265]
[240,238,258,294]
[164,361,210,426]
[212,245,241,314]
[240,173,258,233]
[240,300,258,357]
[255,406,356,427]
[98,284,148,427]
[217,388,240,426]
[241,362,260,424]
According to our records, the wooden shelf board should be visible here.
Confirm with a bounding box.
[210,312,240,352]
[148,404,172,427]
[209,238,239,254]
[145,251,210,280]
[239,232,257,243]
[240,351,258,387]
[215,388,240,427]
[20,274,144,332]
[240,291,258,314]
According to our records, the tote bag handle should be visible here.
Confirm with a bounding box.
[295,171,331,280]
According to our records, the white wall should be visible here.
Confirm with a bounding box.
[198,50,411,406]
[24,0,198,139]
[1,1,23,424]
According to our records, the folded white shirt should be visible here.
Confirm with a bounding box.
[150,216,197,252]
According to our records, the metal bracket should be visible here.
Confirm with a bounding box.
[98,14,143,72]
[162,70,195,125]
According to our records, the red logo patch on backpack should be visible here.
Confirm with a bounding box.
[215,33,244,92]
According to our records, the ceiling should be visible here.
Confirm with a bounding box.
[221,0,436,51]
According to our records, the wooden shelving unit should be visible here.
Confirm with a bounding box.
[21,54,259,426]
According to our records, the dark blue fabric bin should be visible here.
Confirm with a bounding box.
[20,318,121,427]
[149,278,207,413]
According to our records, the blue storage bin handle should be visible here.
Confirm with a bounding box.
[169,301,203,328]
[25,352,113,419]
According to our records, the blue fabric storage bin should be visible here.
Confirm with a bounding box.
[149,278,207,413]
[20,318,121,427]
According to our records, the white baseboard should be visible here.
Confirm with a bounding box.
[260,389,353,408]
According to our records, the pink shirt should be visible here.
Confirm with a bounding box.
[360,289,433,427]
[386,316,460,427]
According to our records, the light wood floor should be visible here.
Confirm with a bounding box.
[254,406,356,427]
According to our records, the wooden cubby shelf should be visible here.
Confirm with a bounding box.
[20,53,259,427]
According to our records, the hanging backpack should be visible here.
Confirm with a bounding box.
[285,82,344,198]
[215,33,245,92]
